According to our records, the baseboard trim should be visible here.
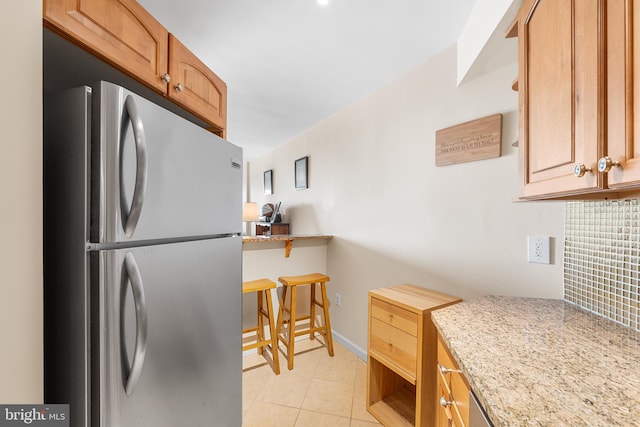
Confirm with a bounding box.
[331,330,367,362]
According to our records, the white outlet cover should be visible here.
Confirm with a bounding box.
[527,236,551,264]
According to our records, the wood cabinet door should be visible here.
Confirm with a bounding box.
[168,35,227,135]
[43,0,169,93]
[438,337,470,426]
[518,0,602,198]
[436,373,453,427]
[605,0,640,188]
[450,371,469,426]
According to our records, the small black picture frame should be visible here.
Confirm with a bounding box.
[294,156,308,190]
[264,169,273,195]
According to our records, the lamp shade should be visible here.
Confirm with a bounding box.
[242,202,259,222]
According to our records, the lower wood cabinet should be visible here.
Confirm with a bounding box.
[436,334,470,427]
[367,285,461,426]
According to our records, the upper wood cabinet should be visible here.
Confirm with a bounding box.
[518,0,602,199]
[43,0,169,93]
[168,35,227,135]
[43,0,227,135]
[605,0,640,190]
[517,0,640,199]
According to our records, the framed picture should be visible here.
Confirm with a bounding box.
[264,169,273,195]
[294,156,308,190]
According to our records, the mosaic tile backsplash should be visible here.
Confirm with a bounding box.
[564,199,640,332]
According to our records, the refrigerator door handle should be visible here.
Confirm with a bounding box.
[121,95,148,238]
[121,252,148,396]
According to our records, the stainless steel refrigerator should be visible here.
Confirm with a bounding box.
[43,81,243,427]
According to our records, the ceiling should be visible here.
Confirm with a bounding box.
[137,0,479,160]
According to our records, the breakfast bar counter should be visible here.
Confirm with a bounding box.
[432,296,640,426]
[242,234,333,243]
[242,234,333,257]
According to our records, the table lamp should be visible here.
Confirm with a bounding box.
[242,202,259,235]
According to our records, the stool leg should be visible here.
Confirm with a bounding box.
[264,288,280,375]
[287,286,297,370]
[320,282,334,357]
[257,290,265,356]
[275,285,287,341]
[309,283,316,341]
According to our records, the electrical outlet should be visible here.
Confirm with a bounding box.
[335,293,341,306]
[528,236,551,264]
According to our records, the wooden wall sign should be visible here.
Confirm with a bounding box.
[435,114,502,166]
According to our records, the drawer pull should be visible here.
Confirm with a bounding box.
[440,396,453,407]
[439,364,461,374]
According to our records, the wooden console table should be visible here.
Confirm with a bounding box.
[242,235,333,258]
[367,284,461,426]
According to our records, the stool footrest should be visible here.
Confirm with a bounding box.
[243,326,260,334]
[293,327,328,338]
[243,340,275,352]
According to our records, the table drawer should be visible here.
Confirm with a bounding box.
[370,317,417,378]
[370,297,418,336]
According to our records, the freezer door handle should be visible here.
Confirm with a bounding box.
[121,252,148,396]
[121,95,148,238]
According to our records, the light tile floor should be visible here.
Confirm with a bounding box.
[242,339,382,427]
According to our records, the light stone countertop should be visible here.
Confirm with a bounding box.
[431,296,640,426]
[242,234,333,243]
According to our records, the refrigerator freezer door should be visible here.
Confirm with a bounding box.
[92,81,242,244]
[94,237,242,427]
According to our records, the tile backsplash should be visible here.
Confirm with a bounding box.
[564,199,640,332]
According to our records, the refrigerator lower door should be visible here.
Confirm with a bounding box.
[92,81,242,244]
[93,237,241,427]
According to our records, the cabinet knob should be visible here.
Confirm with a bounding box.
[597,156,622,173]
[440,396,452,408]
[175,83,184,92]
[573,163,593,177]
[161,73,171,83]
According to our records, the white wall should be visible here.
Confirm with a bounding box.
[0,1,43,402]
[247,45,565,354]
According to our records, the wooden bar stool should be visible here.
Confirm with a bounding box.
[275,273,334,370]
[242,278,280,375]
